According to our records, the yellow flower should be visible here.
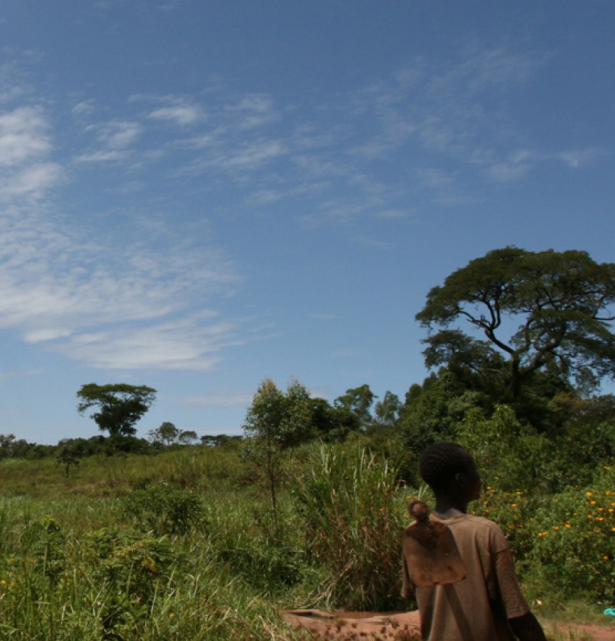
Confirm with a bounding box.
[587,492,593,497]
[511,504,518,508]
[552,526,560,530]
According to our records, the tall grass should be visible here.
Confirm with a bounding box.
[293,445,405,611]
[0,492,308,639]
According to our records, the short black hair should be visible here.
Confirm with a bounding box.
[419,442,476,493]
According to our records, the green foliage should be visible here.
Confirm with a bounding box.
[149,421,179,445]
[373,391,401,428]
[471,487,539,564]
[293,445,405,611]
[399,370,487,454]
[208,509,305,594]
[243,378,314,534]
[120,483,205,535]
[309,398,361,442]
[457,405,551,493]
[77,383,157,437]
[334,384,377,430]
[55,440,82,477]
[417,247,615,397]
[0,425,614,636]
[524,468,615,601]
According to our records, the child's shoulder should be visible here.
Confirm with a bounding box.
[450,513,510,546]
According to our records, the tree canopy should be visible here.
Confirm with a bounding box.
[77,383,157,437]
[243,378,313,533]
[416,247,615,397]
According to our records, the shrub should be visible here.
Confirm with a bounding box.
[120,483,204,535]
[457,405,551,493]
[525,467,615,601]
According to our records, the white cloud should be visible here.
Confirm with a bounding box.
[74,149,129,163]
[54,317,241,370]
[98,121,142,149]
[75,120,142,164]
[217,139,286,170]
[0,162,63,199]
[149,104,204,127]
[0,106,51,167]
[227,93,279,130]
[72,100,96,116]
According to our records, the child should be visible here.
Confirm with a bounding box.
[402,442,547,641]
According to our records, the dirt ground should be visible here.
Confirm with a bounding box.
[283,609,615,640]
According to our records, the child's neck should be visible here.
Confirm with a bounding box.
[433,495,469,518]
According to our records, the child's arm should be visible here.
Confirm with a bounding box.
[508,612,547,641]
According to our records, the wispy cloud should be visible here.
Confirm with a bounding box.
[0,106,51,166]
[0,96,242,372]
[0,207,242,368]
[75,120,142,163]
[53,317,241,370]
[149,97,205,127]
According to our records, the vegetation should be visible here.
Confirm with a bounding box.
[77,383,157,437]
[0,246,614,638]
[416,247,615,397]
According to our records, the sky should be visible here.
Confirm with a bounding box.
[0,0,614,444]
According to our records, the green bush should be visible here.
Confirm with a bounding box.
[525,467,615,601]
[457,405,551,493]
[471,486,539,564]
[120,483,204,535]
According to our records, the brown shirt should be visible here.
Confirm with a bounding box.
[402,513,530,641]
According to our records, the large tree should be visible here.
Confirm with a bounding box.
[77,383,157,437]
[416,247,615,397]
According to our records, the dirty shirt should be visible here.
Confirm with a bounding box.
[402,513,530,641]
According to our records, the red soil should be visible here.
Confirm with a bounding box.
[283,609,615,640]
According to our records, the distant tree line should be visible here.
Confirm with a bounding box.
[2,247,613,493]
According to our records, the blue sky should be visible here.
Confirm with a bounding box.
[0,1,613,443]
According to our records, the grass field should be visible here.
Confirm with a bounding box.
[0,443,612,639]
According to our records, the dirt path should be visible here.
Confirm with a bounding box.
[283,609,615,640]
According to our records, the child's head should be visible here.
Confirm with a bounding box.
[419,442,481,502]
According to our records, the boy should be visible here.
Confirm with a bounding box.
[402,442,547,641]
